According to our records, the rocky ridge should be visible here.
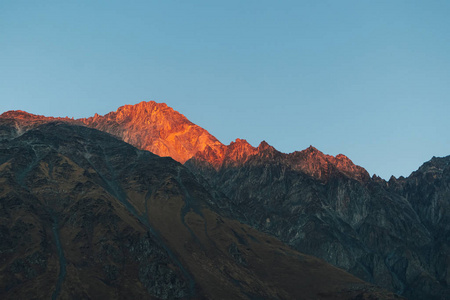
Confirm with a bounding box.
[1,101,448,299]
[1,102,370,182]
[191,139,370,182]
[0,120,400,299]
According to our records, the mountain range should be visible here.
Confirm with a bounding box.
[1,101,448,299]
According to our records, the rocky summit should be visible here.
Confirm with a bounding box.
[1,101,448,299]
[78,101,224,164]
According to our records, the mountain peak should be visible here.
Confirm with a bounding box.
[0,110,75,134]
[306,145,320,152]
[116,100,170,114]
[230,138,251,146]
[288,146,369,182]
[1,110,46,120]
[222,138,258,166]
[80,101,222,163]
[330,154,370,181]
[336,153,349,160]
[257,140,274,150]
[415,155,450,175]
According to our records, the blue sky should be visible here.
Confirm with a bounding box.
[1,1,449,179]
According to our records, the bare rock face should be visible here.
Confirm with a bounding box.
[79,101,224,164]
[289,146,370,182]
[389,156,450,299]
[186,145,450,300]
[191,140,370,182]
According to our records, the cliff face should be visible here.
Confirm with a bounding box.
[0,121,399,300]
[390,156,450,296]
[186,142,450,300]
[79,101,224,164]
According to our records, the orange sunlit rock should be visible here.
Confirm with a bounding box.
[289,146,370,181]
[79,101,224,164]
[0,101,369,181]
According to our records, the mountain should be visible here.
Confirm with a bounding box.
[189,138,370,182]
[1,101,448,299]
[0,103,377,183]
[0,103,373,182]
[78,101,225,164]
[1,102,224,164]
[186,142,450,300]
[0,120,399,299]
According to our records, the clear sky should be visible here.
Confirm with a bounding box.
[1,1,449,179]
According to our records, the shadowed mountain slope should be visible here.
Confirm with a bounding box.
[186,142,450,300]
[0,121,399,299]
